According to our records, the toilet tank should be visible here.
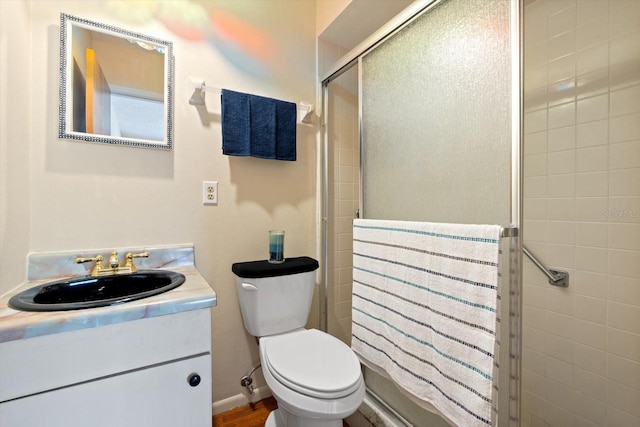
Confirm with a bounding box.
[233,256,319,337]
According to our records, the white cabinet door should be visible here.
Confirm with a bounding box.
[0,354,211,427]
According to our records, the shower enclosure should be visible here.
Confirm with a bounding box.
[321,0,520,425]
[322,0,640,426]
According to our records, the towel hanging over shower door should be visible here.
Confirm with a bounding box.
[351,218,502,427]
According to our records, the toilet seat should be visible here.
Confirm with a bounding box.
[262,329,362,399]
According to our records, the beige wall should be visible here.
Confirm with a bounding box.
[523,1,640,426]
[0,0,317,409]
[0,1,31,298]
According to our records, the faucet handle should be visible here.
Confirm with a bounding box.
[124,251,150,273]
[75,254,103,264]
[75,254,105,277]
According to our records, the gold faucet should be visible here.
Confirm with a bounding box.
[75,251,150,277]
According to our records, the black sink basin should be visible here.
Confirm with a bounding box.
[8,270,185,312]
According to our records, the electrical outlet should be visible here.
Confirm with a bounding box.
[202,181,218,205]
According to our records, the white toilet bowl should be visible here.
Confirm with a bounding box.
[259,329,365,427]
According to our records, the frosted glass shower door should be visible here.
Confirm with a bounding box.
[362,0,512,225]
[359,0,517,426]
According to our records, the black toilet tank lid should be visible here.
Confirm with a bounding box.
[232,256,319,278]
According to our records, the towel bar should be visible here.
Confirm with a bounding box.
[523,246,569,287]
[187,79,314,123]
[499,227,568,287]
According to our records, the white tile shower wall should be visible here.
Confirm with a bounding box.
[327,65,359,345]
[523,1,640,427]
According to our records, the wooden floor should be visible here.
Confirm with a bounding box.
[212,397,278,427]
[212,397,349,426]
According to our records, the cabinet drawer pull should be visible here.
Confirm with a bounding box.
[187,373,201,387]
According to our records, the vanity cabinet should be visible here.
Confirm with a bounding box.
[0,308,212,427]
[0,355,210,426]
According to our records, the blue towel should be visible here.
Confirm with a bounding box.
[221,89,296,161]
[221,89,250,156]
[249,95,277,159]
[275,100,297,161]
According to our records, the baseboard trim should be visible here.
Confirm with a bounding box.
[212,386,273,414]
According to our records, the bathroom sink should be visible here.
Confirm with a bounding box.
[8,270,185,312]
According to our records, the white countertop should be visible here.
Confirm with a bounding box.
[0,245,217,344]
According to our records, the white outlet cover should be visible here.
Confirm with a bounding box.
[202,181,218,205]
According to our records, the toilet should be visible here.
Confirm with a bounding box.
[233,256,365,427]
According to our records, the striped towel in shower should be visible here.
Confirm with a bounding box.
[351,219,501,427]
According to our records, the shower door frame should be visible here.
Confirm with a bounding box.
[320,0,523,425]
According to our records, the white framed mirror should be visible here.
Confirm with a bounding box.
[59,13,174,150]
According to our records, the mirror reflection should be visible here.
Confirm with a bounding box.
[59,14,173,149]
